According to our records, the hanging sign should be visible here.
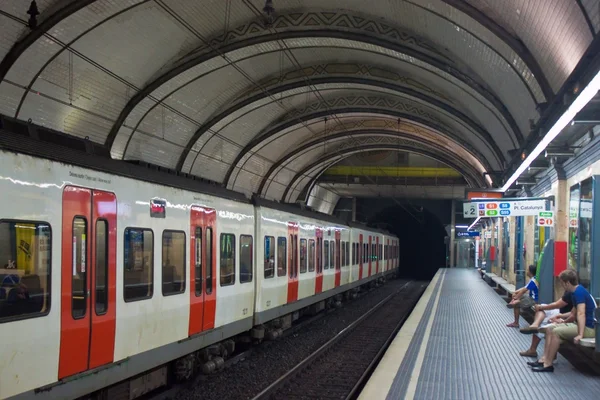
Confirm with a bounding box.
[463,199,547,218]
[537,211,554,227]
[456,231,480,238]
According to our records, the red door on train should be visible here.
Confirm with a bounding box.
[59,186,117,379]
[368,236,372,277]
[358,233,363,280]
[375,236,379,274]
[189,206,217,336]
[287,222,299,303]
[386,239,390,271]
[334,230,341,287]
[315,227,323,294]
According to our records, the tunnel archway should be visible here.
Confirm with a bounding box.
[370,205,447,280]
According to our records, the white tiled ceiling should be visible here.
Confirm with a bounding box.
[0,0,595,200]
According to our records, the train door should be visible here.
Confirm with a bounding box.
[335,230,341,287]
[315,228,323,293]
[59,186,117,379]
[387,239,390,271]
[287,222,299,303]
[189,206,217,336]
[375,236,379,274]
[359,233,363,280]
[368,236,372,276]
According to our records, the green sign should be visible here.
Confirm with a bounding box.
[486,210,498,216]
[539,211,553,218]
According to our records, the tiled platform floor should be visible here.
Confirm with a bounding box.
[360,268,600,400]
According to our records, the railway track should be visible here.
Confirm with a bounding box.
[251,280,427,400]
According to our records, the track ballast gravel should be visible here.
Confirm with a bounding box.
[166,278,418,400]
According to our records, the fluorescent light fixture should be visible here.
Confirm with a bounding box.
[467,217,480,231]
[455,225,468,229]
[501,69,600,192]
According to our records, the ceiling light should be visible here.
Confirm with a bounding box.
[467,217,480,231]
[544,149,575,158]
[455,225,468,229]
[501,69,600,192]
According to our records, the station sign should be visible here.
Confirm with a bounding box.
[463,199,547,218]
[537,211,554,227]
[456,231,480,238]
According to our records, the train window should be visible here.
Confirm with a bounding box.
[72,217,88,319]
[363,243,367,263]
[308,239,315,272]
[95,220,108,315]
[264,236,275,279]
[195,227,202,296]
[289,234,298,278]
[124,228,154,302]
[277,237,287,276]
[352,243,356,264]
[346,242,350,267]
[330,241,335,269]
[300,239,307,273]
[220,234,236,286]
[0,221,51,323]
[323,241,329,270]
[336,241,341,270]
[206,228,213,294]
[162,231,186,296]
[341,242,346,267]
[240,235,253,283]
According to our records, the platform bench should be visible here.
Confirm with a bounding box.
[580,338,596,349]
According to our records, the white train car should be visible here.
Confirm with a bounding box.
[253,201,356,327]
[0,148,256,399]
[0,120,400,400]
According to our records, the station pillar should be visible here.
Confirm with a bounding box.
[553,166,569,286]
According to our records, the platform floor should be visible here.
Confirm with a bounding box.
[360,268,600,399]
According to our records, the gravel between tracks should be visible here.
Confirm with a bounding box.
[168,279,412,400]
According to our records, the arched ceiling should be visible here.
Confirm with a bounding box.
[1,0,598,206]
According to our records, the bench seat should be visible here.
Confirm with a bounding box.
[492,276,508,286]
[500,283,516,295]
[580,338,596,348]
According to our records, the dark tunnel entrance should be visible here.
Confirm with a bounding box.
[370,205,446,280]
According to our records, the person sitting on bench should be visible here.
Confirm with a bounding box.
[506,264,538,328]
[517,292,573,358]
[531,269,597,373]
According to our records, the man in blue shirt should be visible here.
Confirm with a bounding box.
[532,269,597,372]
[506,265,538,328]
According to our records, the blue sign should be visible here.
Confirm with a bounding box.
[500,210,511,216]
[499,203,510,209]
[478,203,485,210]
[456,231,480,238]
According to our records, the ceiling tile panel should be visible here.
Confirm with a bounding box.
[0,15,27,63]
[110,125,134,159]
[465,0,593,91]
[129,104,198,149]
[125,130,183,168]
[189,152,232,182]
[0,81,25,117]
[3,1,147,86]
[581,0,600,33]
[262,180,288,202]
[67,2,198,88]
[18,92,111,143]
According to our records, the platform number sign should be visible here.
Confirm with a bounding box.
[463,202,477,218]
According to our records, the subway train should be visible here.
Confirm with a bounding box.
[0,141,399,400]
